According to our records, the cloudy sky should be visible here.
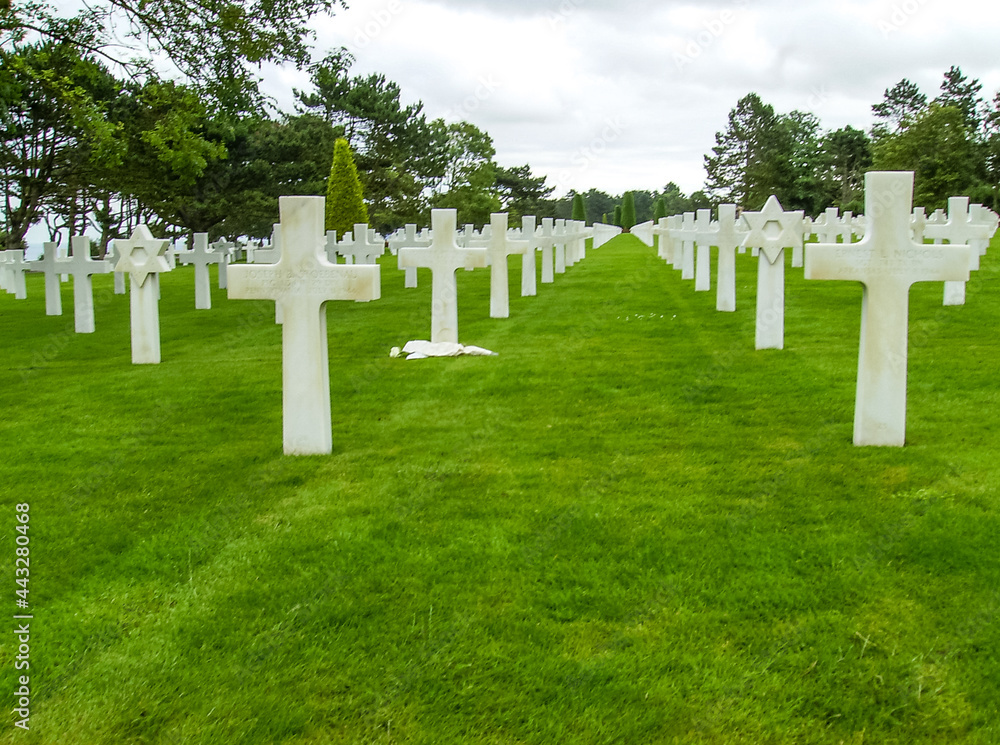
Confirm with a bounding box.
[260,0,1000,198]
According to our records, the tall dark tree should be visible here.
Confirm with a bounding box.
[934,65,984,138]
[821,126,872,212]
[495,164,554,222]
[704,93,795,210]
[871,78,927,134]
[297,50,448,232]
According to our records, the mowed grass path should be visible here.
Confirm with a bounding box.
[1,233,999,744]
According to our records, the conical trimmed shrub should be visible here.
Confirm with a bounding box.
[326,138,369,236]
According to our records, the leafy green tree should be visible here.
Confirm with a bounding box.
[613,204,622,227]
[430,120,500,226]
[873,103,975,210]
[326,138,368,236]
[4,0,346,110]
[0,41,120,250]
[821,126,871,212]
[620,191,636,230]
[571,193,587,222]
[660,182,689,215]
[781,110,826,214]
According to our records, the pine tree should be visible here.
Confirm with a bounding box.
[620,191,636,230]
[571,192,587,223]
[326,138,369,236]
[613,205,622,227]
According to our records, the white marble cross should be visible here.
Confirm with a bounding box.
[815,208,841,244]
[66,236,112,333]
[180,233,223,310]
[486,212,530,318]
[519,215,539,297]
[676,212,697,280]
[338,224,384,265]
[228,196,381,456]
[805,171,971,447]
[210,240,235,289]
[741,195,803,350]
[910,207,927,243]
[713,205,747,312]
[553,219,568,274]
[630,220,655,247]
[398,208,487,344]
[4,250,29,300]
[537,218,556,284]
[114,226,171,362]
[591,223,621,248]
[30,242,66,315]
[693,209,715,292]
[394,225,429,288]
[923,197,990,306]
[564,220,587,266]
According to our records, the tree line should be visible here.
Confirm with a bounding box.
[705,67,1000,214]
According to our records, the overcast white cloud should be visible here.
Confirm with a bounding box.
[257,0,1000,197]
[229,1,1000,198]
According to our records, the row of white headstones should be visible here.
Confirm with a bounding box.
[2,171,994,452]
[653,171,997,447]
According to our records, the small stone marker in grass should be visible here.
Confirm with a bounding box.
[805,171,971,447]
[114,226,171,363]
[487,212,530,319]
[30,242,66,315]
[398,208,486,345]
[228,196,381,456]
[741,195,803,350]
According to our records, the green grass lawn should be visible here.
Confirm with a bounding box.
[1,234,999,744]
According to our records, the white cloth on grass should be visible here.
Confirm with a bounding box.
[398,340,496,360]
